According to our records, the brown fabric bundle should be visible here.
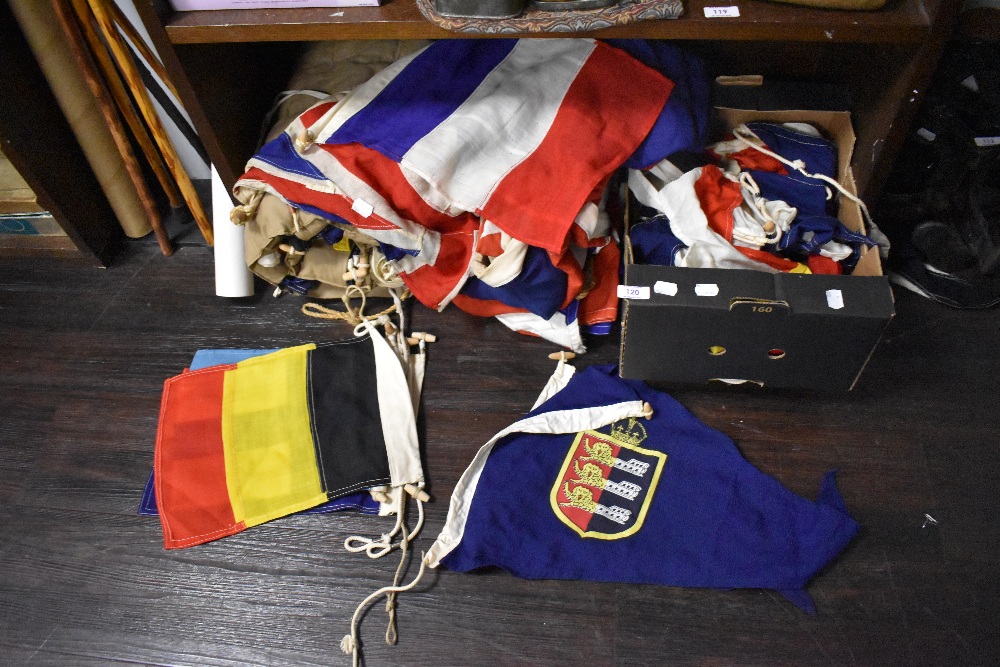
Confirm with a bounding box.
[234,189,398,301]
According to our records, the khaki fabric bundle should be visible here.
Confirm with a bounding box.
[236,40,436,301]
[235,189,397,300]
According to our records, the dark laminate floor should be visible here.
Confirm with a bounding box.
[0,237,998,666]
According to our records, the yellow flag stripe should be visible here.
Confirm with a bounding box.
[222,344,327,527]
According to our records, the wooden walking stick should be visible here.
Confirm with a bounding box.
[51,0,173,256]
[104,0,182,103]
[69,0,183,211]
[84,0,214,245]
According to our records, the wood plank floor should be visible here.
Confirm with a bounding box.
[1,238,998,666]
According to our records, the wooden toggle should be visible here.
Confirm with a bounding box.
[294,129,315,152]
[403,484,431,503]
[277,243,304,256]
[406,332,437,345]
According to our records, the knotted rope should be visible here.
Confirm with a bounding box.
[731,125,873,231]
[300,285,411,327]
[344,493,426,560]
[342,486,428,661]
[340,553,428,667]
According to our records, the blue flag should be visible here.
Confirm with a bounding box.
[426,364,858,612]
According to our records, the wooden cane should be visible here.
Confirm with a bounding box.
[69,0,183,210]
[84,0,213,245]
[51,0,173,256]
[104,0,182,103]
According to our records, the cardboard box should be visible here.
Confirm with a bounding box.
[168,0,380,10]
[618,108,895,391]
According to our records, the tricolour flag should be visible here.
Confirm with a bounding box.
[235,39,672,317]
[140,348,380,519]
[154,333,422,549]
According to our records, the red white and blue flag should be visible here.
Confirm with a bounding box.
[235,39,677,349]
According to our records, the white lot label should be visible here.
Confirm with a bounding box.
[695,283,720,297]
[975,136,1000,147]
[653,281,678,296]
[826,289,845,310]
[617,285,650,300]
[704,6,740,16]
[351,198,374,218]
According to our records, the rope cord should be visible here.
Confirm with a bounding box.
[344,492,405,559]
[340,554,428,667]
[735,171,783,247]
[411,498,425,544]
[342,493,425,559]
[300,286,410,327]
[390,288,408,343]
[384,512,409,646]
[731,125,875,231]
[229,189,264,226]
[340,493,424,661]
[372,255,406,289]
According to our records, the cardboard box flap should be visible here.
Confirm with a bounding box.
[627,265,893,319]
[625,266,776,309]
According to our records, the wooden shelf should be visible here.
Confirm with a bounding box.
[0,200,46,215]
[163,0,939,44]
[138,0,960,208]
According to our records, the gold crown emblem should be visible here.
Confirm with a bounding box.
[609,417,648,447]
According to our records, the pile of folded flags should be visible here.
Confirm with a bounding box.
[230,38,710,352]
[230,37,881,353]
[628,120,880,276]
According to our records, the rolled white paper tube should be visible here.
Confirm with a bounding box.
[211,164,255,297]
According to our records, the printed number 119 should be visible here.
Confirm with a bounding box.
[704,6,740,17]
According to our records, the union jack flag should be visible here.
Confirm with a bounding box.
[235,39,682,349]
